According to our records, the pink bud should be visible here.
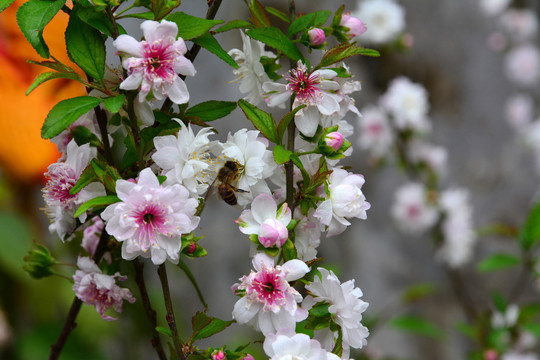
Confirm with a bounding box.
[242,355,254,360]
[484,349,498,360]
[307,28,325,46]
[187,242,196,253]
[340,12,367,39]
[259,219,288,248]
[211,350,226,360]
[325,132,344,151]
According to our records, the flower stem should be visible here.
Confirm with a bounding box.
[49,230,110,360]
[94,106,114,166]
[158,263,185,360]
[133,259,168,360]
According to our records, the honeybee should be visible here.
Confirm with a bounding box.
[215,160,249,206]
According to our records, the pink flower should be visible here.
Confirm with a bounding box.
[82,216,104,256]
[324,131,344,151]
[113,20,196,105]
[72,256,135,321]
[101,168,200,265]
[236,194,291,248]
[340,12,367,40]
[211,349,226,360]
[232,253,309,335]
[307,27,326,46]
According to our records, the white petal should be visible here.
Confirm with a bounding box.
[137,168,160,188]
[317,94,341,115]
[282,259,309,281]
[232,297,260,324]
[252,252,275,271]
[173,56,196,77]
[113,35,143,57]
[165,77,190,104]
[134,99,155,127]
[119,73,143,91]
[251,193,277,224]
[142,20,178,43]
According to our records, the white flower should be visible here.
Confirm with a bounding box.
[505,44,540,88]
[220,129,276,206]
[357,105,394,158]
[505,94,534,132]
[228,31,276,106]
[303,268,369,358]
[263,61,342,137]
[380,76,430,132]
[263,329,341,360]
[232,253,309,335]
[502,352,539,360]
[390,182,438,234]
[500,9,539,42]
[101,168,200,265]
[294,212,321,262]
[408,140,448,177]
[479,0,511,16]
[113,20,196,105]
[43,140,106,241]
[73,256,135,321]
[492,304,519,329]
[355,0,405,44]
[313,169,370,237]
[236,194,292,248]
[152,120,221,197]
[437,188,476,268]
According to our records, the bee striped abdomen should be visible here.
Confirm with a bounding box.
[218,183,238,205]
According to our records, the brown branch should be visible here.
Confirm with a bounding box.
[133,259,168,360]
[49,230,110,360]
[158,264,185,360]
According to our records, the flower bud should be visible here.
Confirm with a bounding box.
[324,131,344,151]
[340,12,367,39]
[23,244,57,279]
[211,349,226,360]
[259,219,288,248]
[307,28,325,46]
[242,355,254,360]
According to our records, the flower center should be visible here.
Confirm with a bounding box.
[43,164,78,207]
[248,267,287,311]
[141,38,178,83]
[132,200,170,251]
[285,65,322,105]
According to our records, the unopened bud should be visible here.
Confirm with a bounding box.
[484,349,498,360]
[187,242,196,254]
[340,12,367,39]
[211,349,226,360]
[307,28,326,46]
[259,219,288,248]
[23,244,57,279]
[324,132,344,151]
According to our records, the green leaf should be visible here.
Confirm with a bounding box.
[166,12,223,40]
[16,0,66,58]
[41,96,103,139]
[66,7,106,82]
[74,195,120,218]
[389,315,444,339]
[273,145,292,165]
[519,199,540,250]
[455,322,478,340]
[277,104,306,144]
[214,19,253,34]
[246,27,303,62]
[27,58,75,72]
[25,71,83,95]
[524,322,540,339]
[151,0,180,21]
[317,43,379,69]
[287,11,331,36]
[104,95,126,113]
[265,6,289,23]
[0,211,34,281]
[477,253,520,272]
[184,100,237,122]
[238,99,278,143]
[402,283,437,303]
[155,326,172,337]
[77,7,126,37]
[0,0,16,13]
[69,164,98,195]
[310,302,331,318]
[191,33,238,68]
[192,316,234,341]
[282,239,297,262]
[247,0,270,27]
[177,258,207,308]
[72,125,101,147]
[121,11,154,20]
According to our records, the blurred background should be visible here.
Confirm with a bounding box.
[1,0,539,359]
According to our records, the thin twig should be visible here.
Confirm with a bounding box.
[49,230,110,360]
[133,260,168,360]
[158,264,186,360]
[285,0,297,214]
[94,106,114,166]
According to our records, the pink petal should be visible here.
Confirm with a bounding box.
[113,35,144,57]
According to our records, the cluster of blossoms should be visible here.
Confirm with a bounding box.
[37,8,375,357]
[480,1,540,176]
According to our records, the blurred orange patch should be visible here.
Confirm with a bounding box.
[0,0,86,183]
